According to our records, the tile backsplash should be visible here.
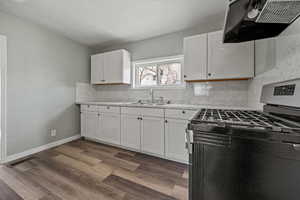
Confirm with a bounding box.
[76,80,249,107]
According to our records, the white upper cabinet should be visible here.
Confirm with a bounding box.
[183,30,254,82]
[207,30,254,80]
[91,49,131,85]
[184,34,208,81]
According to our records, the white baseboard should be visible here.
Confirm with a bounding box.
[3,135,82,164]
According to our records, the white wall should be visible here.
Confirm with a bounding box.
[0,11,91,156]
[248,17,300,110]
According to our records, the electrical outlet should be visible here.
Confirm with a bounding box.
[50,129,57,137]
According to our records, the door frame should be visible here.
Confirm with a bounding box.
[0,35,7,162]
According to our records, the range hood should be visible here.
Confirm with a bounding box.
[223,0,300,43]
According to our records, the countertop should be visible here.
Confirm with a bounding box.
[76,101,254,111]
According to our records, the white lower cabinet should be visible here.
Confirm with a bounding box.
[86,112,98,139]
[101,113,121,145]
[165,118,189,163]
[121,114,141,150]
[81,105,191,164]
[141,116,165,157]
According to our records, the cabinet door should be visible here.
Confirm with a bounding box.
[103,50,123,83]
[86,112,98,139]
[165,119,188,163]
[91,54,104,84]
[121,114,141,150]
[207,30,254,80]
[141,116,165,156]
[100,113,121,145]
[80,111,87,137]
[184,34,208,81]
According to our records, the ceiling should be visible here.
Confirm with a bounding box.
[0,0,227,47]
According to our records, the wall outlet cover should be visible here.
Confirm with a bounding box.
[50,129,57,137]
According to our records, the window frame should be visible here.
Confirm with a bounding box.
[132,55,185,89]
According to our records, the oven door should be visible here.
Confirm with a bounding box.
[190,132,300,200]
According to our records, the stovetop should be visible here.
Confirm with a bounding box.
[191,109,300,132]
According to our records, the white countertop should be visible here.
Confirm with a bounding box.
[76,101,254,111]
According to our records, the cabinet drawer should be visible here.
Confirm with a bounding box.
[99,106,120,114]
[121,107,164,117]
[140,108,164,117]
[165,109,197,120]
[121,107,142,115]
[86,105,99,112]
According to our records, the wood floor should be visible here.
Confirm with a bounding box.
[0,139,188,200]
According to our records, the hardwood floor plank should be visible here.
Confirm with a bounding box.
[115,152,187,180]
[113,168,174,196]
[84,149,140,171]
[0,166,47,200]
[136,164,188,188]
[104,175,177,200]
[27,164,118,200]
[172,185,188,200]
[182,169,188,179]
[0,176,23,200]
[54,145,101,166]
[31,157,125,200]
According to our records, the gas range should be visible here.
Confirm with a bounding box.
[187,78,300,200]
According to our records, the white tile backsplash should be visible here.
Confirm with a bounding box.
[76,81,249,107]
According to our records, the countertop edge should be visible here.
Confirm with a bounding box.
[75,101,254,111]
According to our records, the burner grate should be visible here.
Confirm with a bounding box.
[195,109,300,130]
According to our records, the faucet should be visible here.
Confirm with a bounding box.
[149,88,154,103]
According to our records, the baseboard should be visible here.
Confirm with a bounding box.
[3,135,82,164]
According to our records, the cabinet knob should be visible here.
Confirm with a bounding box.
[208,73,212,77]
[184,75,187,78]
[182,110,186,114]
[101,80,105,82]
[165,120,168,123]
[107,106,110,109]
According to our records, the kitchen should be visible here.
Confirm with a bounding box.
[0,0,300,200]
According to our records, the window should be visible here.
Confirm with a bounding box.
[133,56,184,88]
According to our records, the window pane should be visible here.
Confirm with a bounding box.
[158,63,181,85]
[136,65,157,86]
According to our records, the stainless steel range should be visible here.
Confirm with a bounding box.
[186,78,300,200]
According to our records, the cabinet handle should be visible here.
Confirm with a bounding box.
[101,80,105,82]
[165,120,168,123]
[182,110,186,114]
[140,118,143,121]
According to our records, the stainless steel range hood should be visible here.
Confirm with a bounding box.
[223,0,300,43]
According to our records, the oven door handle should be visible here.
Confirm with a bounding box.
[185,129,193,154]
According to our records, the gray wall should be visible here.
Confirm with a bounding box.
[94,23,222,60]
[0,11,91,156]
[248,17,300,109]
